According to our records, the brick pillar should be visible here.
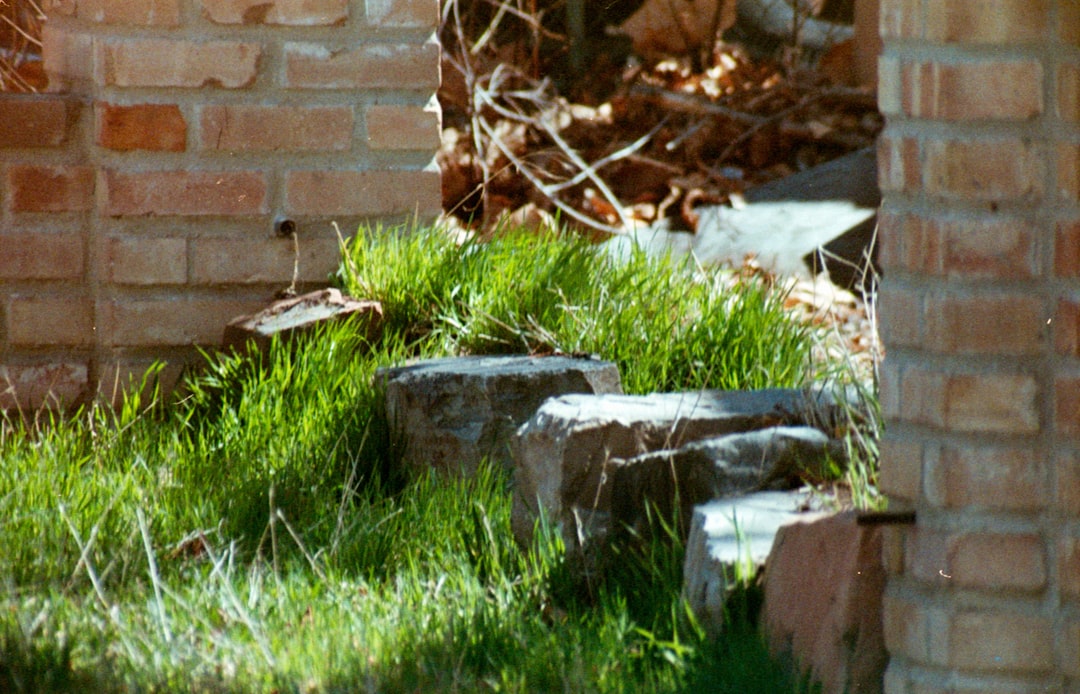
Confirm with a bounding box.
[877,1,1078,690]
[2,0,441,405]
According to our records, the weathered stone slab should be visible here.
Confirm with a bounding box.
[610,426,845,541]
[681,490,826,638]
[511,388,839,550]
[378,355,622,478]
[761,511,887,694]
[223,288,382,356]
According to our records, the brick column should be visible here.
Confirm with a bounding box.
[0,0,441,406]
[877,1,1078,690]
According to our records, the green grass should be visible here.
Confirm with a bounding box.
[0,224,862,692]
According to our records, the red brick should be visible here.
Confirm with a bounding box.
[1056,220,1080,277]
[102,170,268,216]
[1060,535,1080,601]
[190,237,341,284]
[902,60,1042,121]
[1061,144,1080,200]
[1057,376,1080,437]
[96,103,187,152]
[364,0,438,28]
[1062,2,1080,46]
[949,533,1046,592]
[924,293,1045,356]
[878,0,920,39]
[0,98,69,147]
[875,209,905,271]
[1057,300,1080,357]
[97,38,261,88]
[104,237,187,285]
[937,215,1038,280]
[881,593,949,667]
[942,372,1039,434]
[949,611,1053,673]
[0,232,84,280]
[200,105,352,152]
[284,40,439,89]
[877,134,920,194]
[877,285,921,348]
[926,443,1047,513]
[76,0,181,25]
[7,296,94,347]
[41,24,93,90]
[365,103,440,150]
[1058,449,1080,517]
[924,0,1049,44]
[1061,63,1080,123]
[98,298,260,346]
[284,167,441,217]
[924,138,1043,201]
[200,0,347,25]
[878,436,921,501]
[0,362,88,410]
[7,165,95,213]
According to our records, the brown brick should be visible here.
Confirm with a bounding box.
[942,372,1039,434]
[96,102,187,152]
[0,361,88,410]
[926,443,1046,513]
[0,232,84,280]
[190,237,341,284]
[284,167,441,217]
[7,165,95,213]
[99,298,259,346]
[905,527,952,586]
[875,209,905,271]
[924,138,1043,201]
[104,237,187,285]
[95,359,185,407]
[7,296,94,347]
[284,40,439,90]
[903,60,1042,121]
[877,134,920,193]
[924,293,1045,356]
[199,105,352,152]
[1061,63,1080,123]
[97,38,261,88]
[924,0,1049,44]
[1057,376,1080,437]
[200,0,347,24]
[1060,535,1080,601]
[76,0,181,25]
[102,170,268,216]
[364,0,438,28]
[878,436,921,501]
[1057,220,1080,277]
[949,611,1053,673]
[950,533,1046,592]
[0,98,69,147]
[365,103,440,150]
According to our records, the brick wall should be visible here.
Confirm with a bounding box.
[877,1,1078,690]
[0,0,442,409]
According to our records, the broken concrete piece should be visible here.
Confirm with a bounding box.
[761,511,887,694]
[223,288,382,356]
[511,388,838,551]
[378,355,622,479]
[682,490,826,637]
[610,426,846,541]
